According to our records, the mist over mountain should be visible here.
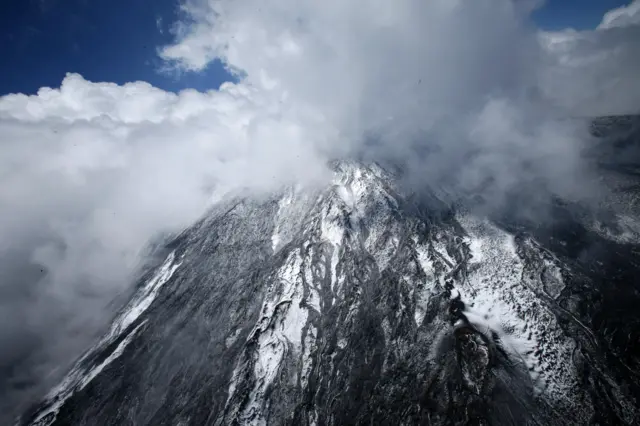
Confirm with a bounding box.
[20,128,640,424]
[1,1,640,425]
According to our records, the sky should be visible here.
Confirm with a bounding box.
[0,0,632,95]
[0,0,234,95]
[0,0,639,422]
[533,0,631,30]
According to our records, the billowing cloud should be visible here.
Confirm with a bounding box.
[159,0,639,200]
[163,0,537,141]
[598,0,640,30]
[0,73,331,291]
[0,73,330,417]
[1,0,639,420]
[539,1,640,116]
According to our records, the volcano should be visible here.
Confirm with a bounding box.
[22,117,640,426]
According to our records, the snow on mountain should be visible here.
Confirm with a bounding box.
[22,160,640,425]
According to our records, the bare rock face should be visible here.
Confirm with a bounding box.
[21,122,640,425]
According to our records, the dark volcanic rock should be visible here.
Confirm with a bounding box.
[21,118,640,426]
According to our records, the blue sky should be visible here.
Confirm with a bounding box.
[0,0,631,96]
[532,0,630,30]
[0,0,234,95]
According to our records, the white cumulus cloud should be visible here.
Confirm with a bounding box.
[539,0,640,116]
[0,72,330,416]
[598,0,640,29]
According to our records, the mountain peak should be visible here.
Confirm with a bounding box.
[23,158,640,426]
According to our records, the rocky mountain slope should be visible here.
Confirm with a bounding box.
[21,118,640,426]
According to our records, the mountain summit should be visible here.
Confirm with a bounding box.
[24,156,640,425]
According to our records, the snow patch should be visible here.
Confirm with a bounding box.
[590,214,640,244]
[29,252,181,426]
[368,233,398,272]
[280,298,308,351]
[542,258,566,299]
[336,185,355,210]
[226,329,242,348]
[272,189,294,252]
[320,212,344,248]
[330,245,340,302]
[229,249,314,424]
[465,237,484,263]
[456,214,579,400]
[413,242,437,326]
[307,285,321,313]
[432,238,455,267]
[300,325,317,390]
[30,322,146,426]
[111,252,181,338]
[80,322,146,388]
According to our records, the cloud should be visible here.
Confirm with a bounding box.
[0,72,332,296]
[598,0,640,30]
[162,0,640,119]
[159,0,639,200]
[164,0,536,136]
[0,73,330,418]
[156,16,164,34]
[539,1,640,116]
[1,0,640,420]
